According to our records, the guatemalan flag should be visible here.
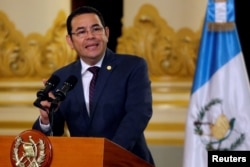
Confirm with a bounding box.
[183,0,250,166]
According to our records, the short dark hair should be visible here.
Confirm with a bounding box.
[66,6,106,35]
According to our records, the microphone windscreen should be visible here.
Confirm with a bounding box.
[46,75,60,87]
[64,75,78,90]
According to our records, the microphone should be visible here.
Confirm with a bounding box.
[33,75,60,110]
[53,75,78,102]
[46,75,77,136]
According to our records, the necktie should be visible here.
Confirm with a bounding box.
[88,66,100,112]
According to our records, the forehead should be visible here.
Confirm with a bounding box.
[71,13,102,29]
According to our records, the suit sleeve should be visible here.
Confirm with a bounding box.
[32,111,65,136]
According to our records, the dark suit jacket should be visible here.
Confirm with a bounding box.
[33,48,154,165]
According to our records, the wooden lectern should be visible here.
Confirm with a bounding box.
[0,135,153,167]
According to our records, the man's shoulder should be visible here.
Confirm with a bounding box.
[115,52,145,63]
[52,59,80,76]
[107,48,144,61]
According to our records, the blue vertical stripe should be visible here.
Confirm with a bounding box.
[191,0,241,93]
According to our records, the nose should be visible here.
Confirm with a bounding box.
[85,30,95,38]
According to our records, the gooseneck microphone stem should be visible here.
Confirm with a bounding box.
[48,99,60,136]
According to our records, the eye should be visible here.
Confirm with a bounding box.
[76,30,87,35]
[92,26,103,32]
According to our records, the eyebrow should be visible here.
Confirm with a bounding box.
[74,24,101,31]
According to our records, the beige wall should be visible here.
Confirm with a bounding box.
[124,0,206,31]
[0,0,207,34]
[0,0,70,35]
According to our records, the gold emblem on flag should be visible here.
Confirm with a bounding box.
[210,114,230,140]
[194,98,245,151]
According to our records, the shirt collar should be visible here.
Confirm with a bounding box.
[80,54,105,75]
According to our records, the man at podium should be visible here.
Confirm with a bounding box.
[32,6,155,166]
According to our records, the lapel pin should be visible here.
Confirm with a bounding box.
[107,65,112,70]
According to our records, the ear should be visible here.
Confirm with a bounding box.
[104,27,110,39]
[66,35,74,49]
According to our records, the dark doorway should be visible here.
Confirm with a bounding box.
[235,1,250,79]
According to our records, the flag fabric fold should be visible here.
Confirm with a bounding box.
[183,0,250,166]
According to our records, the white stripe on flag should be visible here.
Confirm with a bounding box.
[215,2,226,22]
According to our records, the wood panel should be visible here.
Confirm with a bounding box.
[0,136,153,167]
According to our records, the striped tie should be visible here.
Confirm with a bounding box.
[88,66,100,113]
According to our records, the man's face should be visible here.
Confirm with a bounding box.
[66,13,109,65]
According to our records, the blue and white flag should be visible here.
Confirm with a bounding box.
[183,0,250,166]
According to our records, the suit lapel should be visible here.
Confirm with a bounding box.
[71,60,91,121]
[89,49,117,117]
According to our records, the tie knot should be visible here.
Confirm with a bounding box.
[88,66,100,74]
